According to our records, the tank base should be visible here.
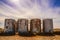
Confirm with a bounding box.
[3,31,15,36]
[42,32,54,36]
[18,32,32,36]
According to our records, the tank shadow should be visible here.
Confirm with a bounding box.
[37,33,55,36]
[0,32,15,36]
[1,31,60,36]
[18,32,36,37]
[53,31,60,35]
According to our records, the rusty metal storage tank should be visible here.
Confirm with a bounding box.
[43,19,53,34]
[30,19,41,35]
[17,19,29,35]
[4,19,15,35]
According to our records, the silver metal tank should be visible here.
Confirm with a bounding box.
[17,19,29,35]
[43,19,53,34]
[30,19,41,35]
[4,19,15,35]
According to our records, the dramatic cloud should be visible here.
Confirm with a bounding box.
[0,0,60,28]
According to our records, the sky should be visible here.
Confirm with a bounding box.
[0,0,60,29]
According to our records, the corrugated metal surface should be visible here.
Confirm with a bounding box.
[17,19,29,35]
[4,19,15,35]
[43,19,53,33]
[30,19,41,35]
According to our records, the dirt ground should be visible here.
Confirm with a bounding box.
[0,34,60,40]
[0,29,60,40]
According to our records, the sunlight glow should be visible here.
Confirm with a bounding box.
[10,0,20,3]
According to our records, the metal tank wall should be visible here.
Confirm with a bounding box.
[4,19,15,35]
[30,19,41,35]
[17,19,29,35]
[43,19,53,34]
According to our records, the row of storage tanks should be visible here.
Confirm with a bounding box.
[3,19,53,35]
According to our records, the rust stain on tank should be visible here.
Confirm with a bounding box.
[30,19,41,35]
[43,19,53,34]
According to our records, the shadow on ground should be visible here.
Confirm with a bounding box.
[0,32,60,37]
[54,31,60,35]
[37,33,55,36]
[0,33,15,36]
[18,32,55,37]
